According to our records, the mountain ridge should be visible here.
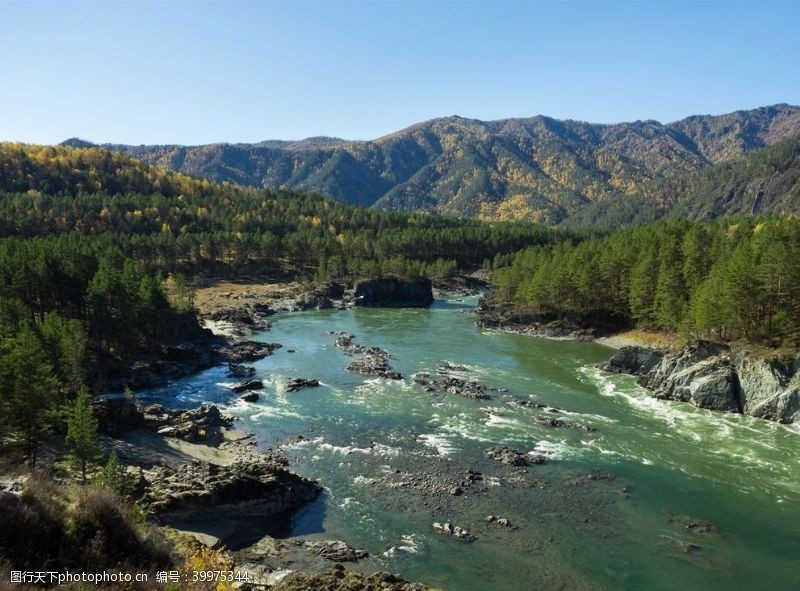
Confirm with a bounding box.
[61,103,800,223]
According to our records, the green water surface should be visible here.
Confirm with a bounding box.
[143,297,800,590]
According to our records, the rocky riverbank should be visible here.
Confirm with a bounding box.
[474,297,621,341]
[102,330,281,392]
[601,342,800,424]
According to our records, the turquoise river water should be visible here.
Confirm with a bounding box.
[140,296,799,590]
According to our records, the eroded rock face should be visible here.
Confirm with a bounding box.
[735,352,800,423]
[354,277,433,308]
[600,346,664,375]
[601,342,800,423]
[143,455,322,518]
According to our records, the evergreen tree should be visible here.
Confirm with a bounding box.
[3,323,59,465]
[65,387,100,482]
[629,244,659,327]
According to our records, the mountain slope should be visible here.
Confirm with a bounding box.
[64,104,800,224]
[562,133,800,227]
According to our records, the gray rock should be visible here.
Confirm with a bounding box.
[286,378,320,392]
[231,380,264,393]
[346,347,402,380]
[143,454,322,518]
[638,343,742,413]
[433,522,476,542]
[600,346,664,375]
[735,352,800,423]
[303,540,368,562]
[486,446,533,467]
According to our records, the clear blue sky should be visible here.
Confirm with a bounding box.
[1,0,798,145]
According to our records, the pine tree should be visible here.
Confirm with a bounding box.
[629,244,659,328]
[4,323,59,466]
[66,387,100,482]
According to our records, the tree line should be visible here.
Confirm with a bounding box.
[494,216,800,345]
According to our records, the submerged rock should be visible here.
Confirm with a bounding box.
[432,522,476,542]
[485,515,515,529]
[534,415,597,431]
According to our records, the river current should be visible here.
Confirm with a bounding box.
[140,296,799,590]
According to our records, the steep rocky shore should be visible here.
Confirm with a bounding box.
[601,342,800,424]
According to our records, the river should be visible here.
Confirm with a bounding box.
[139,295,800,590]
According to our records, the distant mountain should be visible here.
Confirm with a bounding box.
[64,104,800,223]
[672,133,800,219]
[562,133,800,228]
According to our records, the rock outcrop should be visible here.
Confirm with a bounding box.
[303,540,368,562]
[602,343,800,423]
[354,277,433,308]
[600,346,664,375]
[150,404,234,443]
[143,455,322,518]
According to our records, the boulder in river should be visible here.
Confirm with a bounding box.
[534,415,597,432]
[286,378,320,392]
[346,347,402,380]
[432,522,476,542]
[241,392,260,403]
[486,446,533,467]
[231,379,264,393]
[354,277,433,308]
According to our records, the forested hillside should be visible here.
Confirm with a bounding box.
[563,134,800,228]
[66,104,800,224]
[0,143,572,397]
[493,216,800,346]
